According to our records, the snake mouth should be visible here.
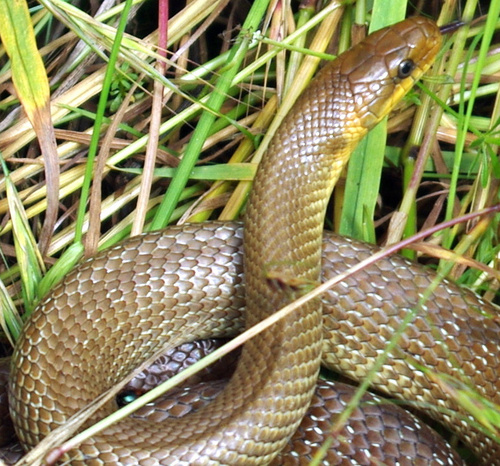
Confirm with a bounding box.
[439,20,465,34]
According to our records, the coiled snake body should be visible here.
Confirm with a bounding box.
[5,16,500,465]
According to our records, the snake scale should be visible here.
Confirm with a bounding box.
[2,15,500,465]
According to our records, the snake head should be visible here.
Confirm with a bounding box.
[339,16,442,131]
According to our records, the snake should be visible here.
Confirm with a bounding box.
[3,15,500,465]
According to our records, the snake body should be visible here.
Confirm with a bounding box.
[6,16,500,464]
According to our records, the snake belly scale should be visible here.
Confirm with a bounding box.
[6,15,500,465]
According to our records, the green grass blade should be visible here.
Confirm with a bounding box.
[339,0,408,240]
[150,0,270,230]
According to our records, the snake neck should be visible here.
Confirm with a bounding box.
[244,145,350,316]
[243,76,362,324]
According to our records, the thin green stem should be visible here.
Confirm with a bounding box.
[73,0,134,244]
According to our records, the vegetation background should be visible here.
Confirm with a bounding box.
[0,0,499,463]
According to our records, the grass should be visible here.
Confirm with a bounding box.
[0,0,499,464]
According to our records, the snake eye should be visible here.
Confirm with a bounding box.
[397,59,416,79]
[117,389,142,407]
